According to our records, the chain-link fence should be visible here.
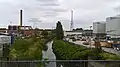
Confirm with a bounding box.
[0,60,120,67]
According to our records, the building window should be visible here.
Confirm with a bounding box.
[13,26,17,30]
[8,26,12,30]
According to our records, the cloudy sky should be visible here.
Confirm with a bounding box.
[0,0,120,30]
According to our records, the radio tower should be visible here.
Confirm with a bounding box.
[70,10,73,31]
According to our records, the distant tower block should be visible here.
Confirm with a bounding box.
[20,9,23,26]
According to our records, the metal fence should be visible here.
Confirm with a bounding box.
[0,60,120,67]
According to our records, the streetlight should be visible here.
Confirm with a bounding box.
[90,26,92,49]
[90,26,92,37]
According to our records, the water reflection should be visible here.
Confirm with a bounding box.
[42,41,56,67]
[42,41,87,67]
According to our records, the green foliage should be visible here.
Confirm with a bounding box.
[34,28,40,37]
[40,39,48,51]
[51,29,56,38]
[89,48,103,60]
[41,30,49,38]
[52,40,92,60]
[9,38,43,60]
[52,40,120,60]
[88,48,120,60]
[99,53,120,60]
[55,21,64,40]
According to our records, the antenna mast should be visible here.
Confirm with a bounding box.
[70,10,73,31]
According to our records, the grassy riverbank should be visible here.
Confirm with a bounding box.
[52,40,120,60]
[52,40,90,60]
[9,37,43,60]
[9,29,54,60]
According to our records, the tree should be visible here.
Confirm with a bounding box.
[41,30,48,38]
[76,28,83,31]
[56,21,64,40]
[34,28,40,37]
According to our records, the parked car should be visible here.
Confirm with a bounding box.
[81,39,86,41]
[70,37,75,39]
[70,37,76,41]
[72,39,76,41]
[83,41,89,45]
[76,38,80,40]
[112,44,120,51]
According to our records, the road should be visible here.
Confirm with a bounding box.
[72,41,95,48]
[71,41,120,56]
[102,47,120,55]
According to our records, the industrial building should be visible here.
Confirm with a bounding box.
[64,28,83,37]
[7,25,19,36]
[0,35,11,57]
[64,31,82,37]
[93,22,106,39]
[7,25,33,37]
[82,30,93,37]
[19,26,33,37]
[106,15,120,39]
[7,9,34,37]
[0,28,7,34]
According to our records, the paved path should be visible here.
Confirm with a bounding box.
[72,41,95,48]
[71,41,120,56]
[102,47,120,55]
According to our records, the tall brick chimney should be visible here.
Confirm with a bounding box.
[20,9,23,26]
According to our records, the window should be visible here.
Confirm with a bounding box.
[13,26,17,30]
[8,26,12,30]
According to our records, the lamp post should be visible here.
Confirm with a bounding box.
[90,26,92,37]
[90,26,92,49]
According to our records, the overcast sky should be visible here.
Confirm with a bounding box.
[0,0,120,30]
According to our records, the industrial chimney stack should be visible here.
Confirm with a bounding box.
[20,9,23,26]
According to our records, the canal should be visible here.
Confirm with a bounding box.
[42,41,84,67]
[42,41,56,67]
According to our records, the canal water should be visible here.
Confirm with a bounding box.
[42,41,56,67]
[42,41,85,67]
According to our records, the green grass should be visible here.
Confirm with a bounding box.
[99,53,120,60]
[53,40,120,60]
[52,40,91,60]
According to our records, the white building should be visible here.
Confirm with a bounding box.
[64,31,82,36]
[93,22,106,39]
[0,35,11,57]
[0,35,11,44]
[64,31,82,39]
[106,15,120,38]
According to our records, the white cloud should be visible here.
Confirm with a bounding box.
[0,0,120,30]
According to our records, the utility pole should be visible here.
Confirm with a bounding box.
[90,26,92,37]
[70,10,73,31]
[90,26,92,49]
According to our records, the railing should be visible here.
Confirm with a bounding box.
[0,60,120,67]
